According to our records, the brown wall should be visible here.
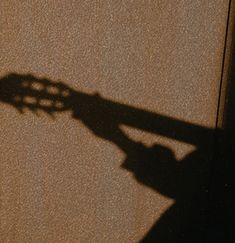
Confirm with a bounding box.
[0,1,231,242]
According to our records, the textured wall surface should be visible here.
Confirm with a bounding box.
[0,1,230,242]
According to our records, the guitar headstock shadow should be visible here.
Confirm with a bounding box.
[0,73,73,117]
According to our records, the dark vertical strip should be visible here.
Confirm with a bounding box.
[207,0,235,242]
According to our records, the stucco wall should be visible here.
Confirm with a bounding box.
[0,1,231,242]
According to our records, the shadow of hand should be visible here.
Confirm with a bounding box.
[122,144,180,196]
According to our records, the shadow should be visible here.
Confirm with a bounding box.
[0,73,216,242]
[206,29,235,243]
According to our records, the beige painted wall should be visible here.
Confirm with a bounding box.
[0,1,230,242]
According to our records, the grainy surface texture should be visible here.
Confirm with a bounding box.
[0,1,230,242]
